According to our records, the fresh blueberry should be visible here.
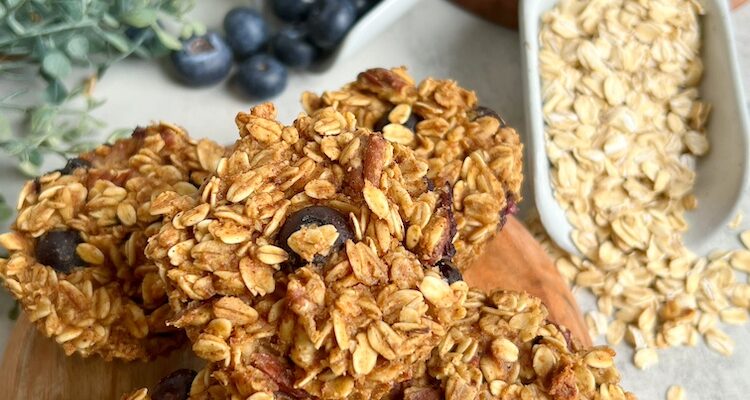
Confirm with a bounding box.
[57,158,91,175]
[270,27,318,69]
[436,258,462,284]
[424,177,436,191]
[171,32,232,86]
[271,0,316,22]
[236,54,288,99]
[223,7,269,59]
[306,0,357,49]
[349,0,380,17]
[277,206,352,268]
[500,193,518,228]
[473,105,506,126]
[35,230,85,273]
[151,369,197,400]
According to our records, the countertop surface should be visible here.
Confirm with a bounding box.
[1,1,750,399]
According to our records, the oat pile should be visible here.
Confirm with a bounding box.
[302,67,524,269]
[538,0,749,378]
[131,103,635,400]
[0,124,224,360]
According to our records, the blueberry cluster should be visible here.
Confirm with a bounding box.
[170,0,380,99]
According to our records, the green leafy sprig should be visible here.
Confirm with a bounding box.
[0,0,204,178]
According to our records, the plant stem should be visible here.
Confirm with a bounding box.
[0,20,98,47]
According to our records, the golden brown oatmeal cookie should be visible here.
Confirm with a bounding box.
[146,104,470,398]
[302,67,524,269]
[123,290,635,400]
[425,289,635,400]
[0,124,224,360]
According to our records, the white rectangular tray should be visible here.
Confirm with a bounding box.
[519,0,750,255]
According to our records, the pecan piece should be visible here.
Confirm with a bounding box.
[403,387,442,400]
[363,134,387,185]
[420,184,457,265]
[355,68,417,104]
[251,353,311,399]
[344,133,388,197]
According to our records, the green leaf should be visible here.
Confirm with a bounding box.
[18,160,39,177]
[5,0,23,8]
[122,8,157,28]
[153,25,182,50]
[45,135,65,149]
[65,36,89,61]
[41,51,72,80]
[27,148,43,166]
[101,31,130,53]
[101,12,120,29]
[191,21,207,37]
[61,127,84,141]
[0,114,10,141]
[59,0,85,20]
[6,13,25,35]
[30,106,56,135]
[179,24,193,39]
[67,141,98,153]
[45,80,69,104]
[1,141,25,156]
[0,3,7,19]
[107,127,133,143]
[17,150,43,177]
[96,64,109,78]
[86,96,106,110]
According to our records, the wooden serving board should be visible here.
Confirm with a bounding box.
[0,216,588,399]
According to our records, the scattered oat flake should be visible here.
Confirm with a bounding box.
[705,328,735,356]
[719,307,748,325]
[728,212,743,229]
[740,230,750,249]
[667,385,685,400]
[634,347,659,369]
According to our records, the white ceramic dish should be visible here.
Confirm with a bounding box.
[519,0,750,255]
[250,0,421,71]
[312,0,422,71]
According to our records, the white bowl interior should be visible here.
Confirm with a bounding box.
[520,0,750,256]
[686,0,750,253]
[311,0,422,71]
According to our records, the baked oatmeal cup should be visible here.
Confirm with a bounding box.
[302,67,524,269]
[123,290,635,400]
[142,104,632,399]
[0,124,224,360]
[146,103,470,397]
